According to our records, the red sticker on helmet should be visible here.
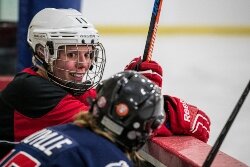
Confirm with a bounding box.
[115,103,129,117]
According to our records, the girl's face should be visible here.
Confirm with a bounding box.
[53,45,94,83]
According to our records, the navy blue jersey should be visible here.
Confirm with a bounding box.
[0,124,132,167]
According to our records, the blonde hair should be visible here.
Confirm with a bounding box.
[73,111,146,166]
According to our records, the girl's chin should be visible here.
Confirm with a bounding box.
[69,77,83,83]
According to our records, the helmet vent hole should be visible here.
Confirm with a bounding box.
[76,17,82,23]
[81,18,88,24]
[76,17,88,24]
[61,35,74,38]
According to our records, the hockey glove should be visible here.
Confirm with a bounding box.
[124,57,163,87]
[164,95,211,143]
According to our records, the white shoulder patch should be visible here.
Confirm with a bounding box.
[105,160,129,167]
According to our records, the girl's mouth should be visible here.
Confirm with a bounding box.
[70,73,85,82]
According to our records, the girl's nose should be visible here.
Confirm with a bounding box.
[76,54,89,69]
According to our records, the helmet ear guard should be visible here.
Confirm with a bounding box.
[32,44,49,71]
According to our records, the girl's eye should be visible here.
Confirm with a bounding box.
[85,52,94,59]
[67,52,77,58]
[85,52,93,59]
[84,53,90,58]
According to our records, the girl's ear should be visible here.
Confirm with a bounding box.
[35,44,45,59]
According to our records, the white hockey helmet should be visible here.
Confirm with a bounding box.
[27,8,106,95]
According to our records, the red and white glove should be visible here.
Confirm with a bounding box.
[164,95,211,143]
[124,57,163,87]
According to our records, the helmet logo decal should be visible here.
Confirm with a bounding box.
[101,116,123,135]
[115,103,129,117]
[97,96,106,108]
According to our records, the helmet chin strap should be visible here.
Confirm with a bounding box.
[64,80,92,95]
[32,55,43,69]
[32,50,50,70]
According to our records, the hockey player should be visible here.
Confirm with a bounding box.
[0,71,165,167]
[0,8,106,158]
[0,8,210,159]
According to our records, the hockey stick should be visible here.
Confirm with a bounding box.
[142,0,163,62]
[202,79,250,167]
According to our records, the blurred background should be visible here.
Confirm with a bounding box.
[1,0,250,165]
